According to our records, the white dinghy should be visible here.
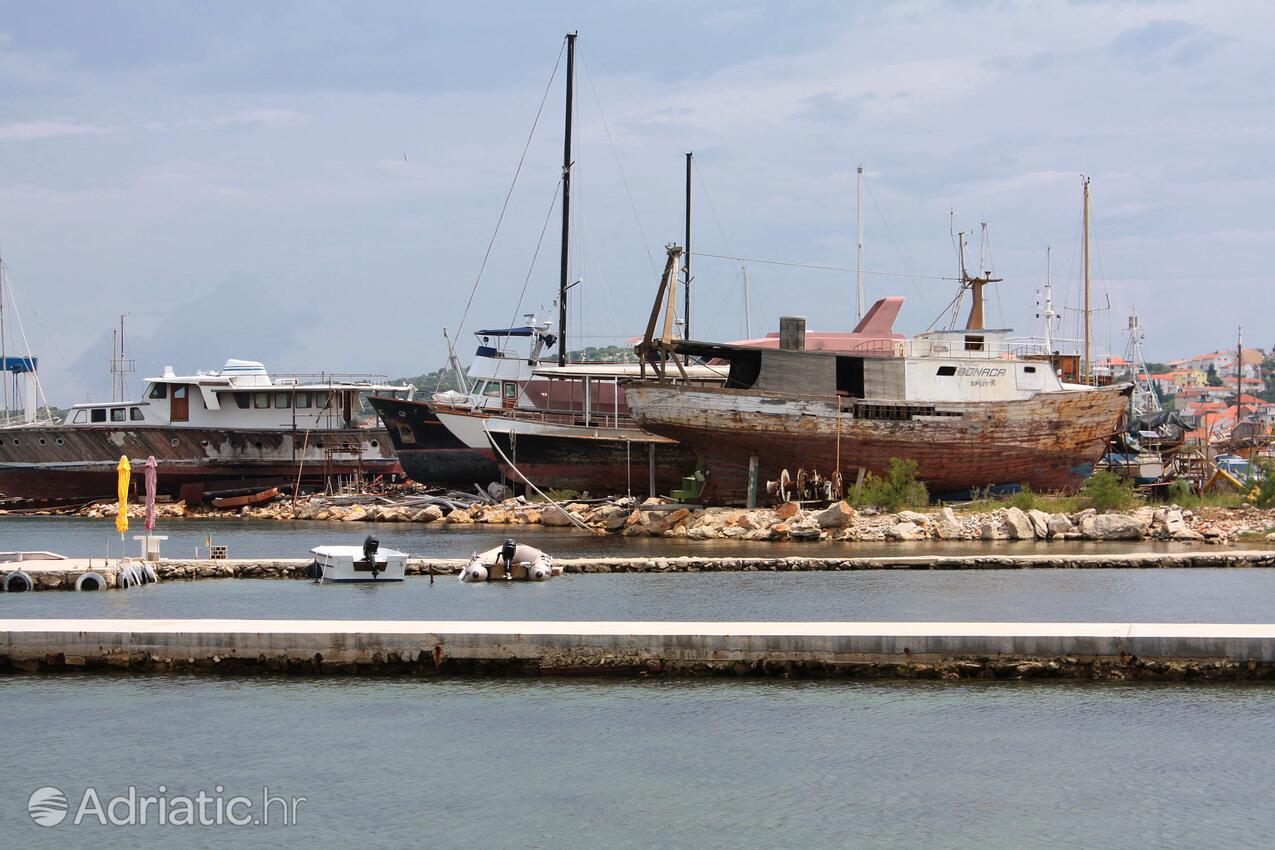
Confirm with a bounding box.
[310,537,407,583]
[460,539,558,583]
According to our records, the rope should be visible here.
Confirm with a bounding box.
[482,420,596,532]
[496,179,562,360]
[440,39,566,391]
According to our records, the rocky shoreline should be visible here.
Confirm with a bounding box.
[50,494,1275,546]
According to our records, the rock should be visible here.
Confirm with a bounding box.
[815,501,856,529]
[1046,514,1073,538]
[1163,509,1186,535]
[412,505,444,523]
[897,510,928,525]
[980,521,1007,541]
[541,506,577,527]
[342,505,368,522]
[887,521,925,541]
[775,502,801,520]
[787,520,823,541]
[445,508,474,524]
[1003,507,1036,540]
[1172,527,1205,541]
[487,482,515,502]
[1080,513,1143,540]
[1027,509,1051,538]
[599,506,630,531]
[939,506,958,525]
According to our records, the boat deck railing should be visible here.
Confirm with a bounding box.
[500,405,640,431]
[841,337,1054,360]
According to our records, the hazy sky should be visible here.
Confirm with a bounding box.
[1,0,1272,405]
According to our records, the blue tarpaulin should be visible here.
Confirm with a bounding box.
[0,356,36,373]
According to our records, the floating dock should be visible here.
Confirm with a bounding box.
[2,619,1273,681]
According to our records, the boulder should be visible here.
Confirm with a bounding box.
[1079,513,1143,540]
[1046,513,1073,538]
[412,505,445,523]
[897,510,928,525]
[1003,507,1037,540]
[541,506,578,527]
[1163,509,1186,535]
[815,501,856,529]
[599,506,630,531]
[342,505,368,522]
[775,502,801,520]
[1027,509,1051,538]
[787,520,823,541]
[445,508,473,524]
[886,521,925,541]
[487,482,515,502]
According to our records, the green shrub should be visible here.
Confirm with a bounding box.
[1165,479,1194,504]
[1249,460,1275,508]
[847,458,929,512]
[1081,470,1136,512]
[1008,484,1036,511]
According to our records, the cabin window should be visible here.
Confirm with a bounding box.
[296,391,311,409]
[90,409,107,423]
[110,408,126,422]
[936,366,957,376]
[130,408,144,421]
[274,392,290,409]
[482,382,500,398]
[503,382,518,400]
[234,392,250,409]
[72,410,87,424]
[254,393,270,409]
[835,356,866,398]
[149,384,167,399]
[1023,366,1036,373]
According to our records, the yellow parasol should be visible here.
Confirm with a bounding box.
[115,455,131,537]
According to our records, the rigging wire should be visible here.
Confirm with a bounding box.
[862,175,931,317]
[497,179,563,359]
[441,39,566,390]
[579,50,657,278]
[692,250,960,281]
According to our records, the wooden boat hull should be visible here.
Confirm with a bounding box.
[0,425,399,503]
[368,396,500,485]
[626,383,1131,504]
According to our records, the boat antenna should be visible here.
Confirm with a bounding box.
[558,31,577,367]
[683,151,692,339]
[741,263,752,338]
[1036,245,1058,352]
[856,165,865,321]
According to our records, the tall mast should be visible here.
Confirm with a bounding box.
[1040,245,1056,352]
[856,165,865,320]
[0,252,7,420]
[684,151,692,338]
[1082,176,1091,380]
[557,31,577,368]
[741,264,752,338]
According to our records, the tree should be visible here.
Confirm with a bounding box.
[1206,364,1223,387]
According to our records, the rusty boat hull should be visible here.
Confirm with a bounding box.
[368,395,500,486]
[626,382,1132,504]
[0,425,401,503]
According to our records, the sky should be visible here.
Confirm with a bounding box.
[0,0,1272,406]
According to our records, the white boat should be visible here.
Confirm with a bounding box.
[310,541,407,583]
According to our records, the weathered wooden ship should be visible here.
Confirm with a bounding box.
[0,360,411,503]
[627,246,1132,504]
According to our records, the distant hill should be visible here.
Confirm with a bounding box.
[394,344,639,391]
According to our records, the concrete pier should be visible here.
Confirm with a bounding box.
[7,550,1274,590]
[2,619,1273,681]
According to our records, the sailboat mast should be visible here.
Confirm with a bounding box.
[557,31,576,368]
[1042,245,1055,352]
[741,264,752,339]
[0,252,7,420]
[684,151,692,339]
[856,165,865,320]
[1082,176,1091,380]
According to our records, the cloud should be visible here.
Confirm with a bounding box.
[0,119,108,141]
[1109,20,1230,67]
[185,109,304,130]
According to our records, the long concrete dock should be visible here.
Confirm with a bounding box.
[3,619,1273,681]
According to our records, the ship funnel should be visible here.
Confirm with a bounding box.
[779,316,807,351]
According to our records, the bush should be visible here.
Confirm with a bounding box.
[1081,470,1136,512]
[1249,459,1275,508]
[847,458,929,512]
[1008,484,1036,511]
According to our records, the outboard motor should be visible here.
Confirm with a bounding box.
[500,538,518,581]
[363,535,380,579]
[460,554,488,583]
[527,553,553,582]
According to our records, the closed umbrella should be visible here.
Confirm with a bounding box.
[144,456,158,532]
[115,455,130,542]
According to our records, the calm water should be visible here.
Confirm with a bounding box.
[4,567,1275,623]
[0,675,1272,849]
[0,515,1229,560]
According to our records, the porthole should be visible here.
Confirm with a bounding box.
[11,438,18,446]
[39,438,47,445]
[370,440,379,448]
[200,440,209,447]
[171,438,179,447]
[56,438,64,446]
[397,411,407,418]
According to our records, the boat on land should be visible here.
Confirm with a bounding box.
[627,245,1132,505]
[0,359,412,504]
[367,318,558,487]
